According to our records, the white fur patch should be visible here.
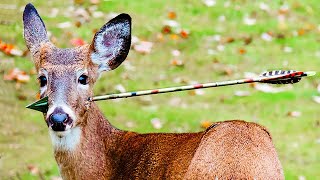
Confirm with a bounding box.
[49,126,81,151]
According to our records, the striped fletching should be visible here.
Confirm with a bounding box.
[260,70,302,84]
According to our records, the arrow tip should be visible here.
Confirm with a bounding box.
[26,96,49,113]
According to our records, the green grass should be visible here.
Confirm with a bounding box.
[0,0,320,179]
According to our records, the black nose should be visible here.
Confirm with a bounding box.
[50,113,68,123]
[48,109,70,131]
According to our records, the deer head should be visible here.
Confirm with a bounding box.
[23,3,131,137]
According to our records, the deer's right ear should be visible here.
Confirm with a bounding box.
[90,13,131,73]
[23,3,49,55]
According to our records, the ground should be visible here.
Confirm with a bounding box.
[0,0,319,179]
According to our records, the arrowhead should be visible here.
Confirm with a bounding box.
[26,96,49,113]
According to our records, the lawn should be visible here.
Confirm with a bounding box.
[0,0,319,179]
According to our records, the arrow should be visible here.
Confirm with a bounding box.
[26,70,316,113]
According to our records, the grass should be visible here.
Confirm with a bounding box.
[0,0,319,179]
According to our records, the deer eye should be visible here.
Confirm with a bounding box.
[78,75,88,85]
[39,76,47,87]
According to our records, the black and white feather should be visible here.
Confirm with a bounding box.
[260,70,301,84]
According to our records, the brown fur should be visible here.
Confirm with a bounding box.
[23,3,284,179]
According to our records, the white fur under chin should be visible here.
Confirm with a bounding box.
[49,126,81,151]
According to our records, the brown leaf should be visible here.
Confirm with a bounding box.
[27,164,39,175]
[162,25,171,34]
[133,41,153,54]
[170,59,184,67]
[287,111,301,117]
[70,38,86,47]
[180,30,189,38]
[170,34,179,40]
[243,36,252,45]
[168,11,177,19]
[200,120,213,129]
[16,73,30,83]
[238,48,246,55]
[151,118,163,129]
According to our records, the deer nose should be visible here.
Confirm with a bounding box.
[50,113,68,123]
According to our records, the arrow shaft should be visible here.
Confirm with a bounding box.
[91,71,307,101]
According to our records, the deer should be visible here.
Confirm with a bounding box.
[23,3,284,179]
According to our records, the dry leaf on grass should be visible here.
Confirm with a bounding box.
[200,120,213,129]
[151,118,163,129]
[4,68,30,83]
[287,111,302,117]
[234,91,251,97]
[312,96,320,104]
[253,84,292,93]
[170,59,184,67]
[133,41,153,54]
[202,0,216,7]
[27,164,39,175]
[70,38,86,47]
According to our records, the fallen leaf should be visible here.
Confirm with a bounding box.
[222,68,233,76]
[243,36,252,45]
[70,38,86,47]
[298,176,306,180]
[218,15,226,22]
[151,118,163,129]
[312,96,320,104]
[57,22,72,29]
[170,59,184,67]
[170,34,179,40]
[222,37,235,44]
[90,0,100,5]
[51,176,63,180]
[278,4,289,15]
[200,120,213,129]
[171,49,181,57]
[243,15,256,26]
[16,73,30,83]
[162,25,172,34]
[238,48,246,55]
[253,84,292,93]
[283,46,292,53]
[163,20,180,28]
[234,91,251,97]
[4,68,21,81]
[27,164,39,175]
[180,30,189,38]
[92,11,104,18]
[168,11,177,19]
[259,2,270,11]
[217,44,225,51]
[297,29,305,36]
[133,41,153,54]
[202,0,216,7]
[114,84,126,93]
[261,32,273,41]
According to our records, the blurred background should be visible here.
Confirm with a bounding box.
[0,0,319,179]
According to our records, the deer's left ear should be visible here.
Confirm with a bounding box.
[90,13,131,73]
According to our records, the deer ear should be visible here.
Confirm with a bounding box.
[23,3,49,55]
[90,13,131,73]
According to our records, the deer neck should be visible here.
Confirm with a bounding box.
[51,102,124,179]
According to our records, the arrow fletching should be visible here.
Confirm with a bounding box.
[26,70,316,113]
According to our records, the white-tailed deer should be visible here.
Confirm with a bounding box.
[23,3,283,179]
